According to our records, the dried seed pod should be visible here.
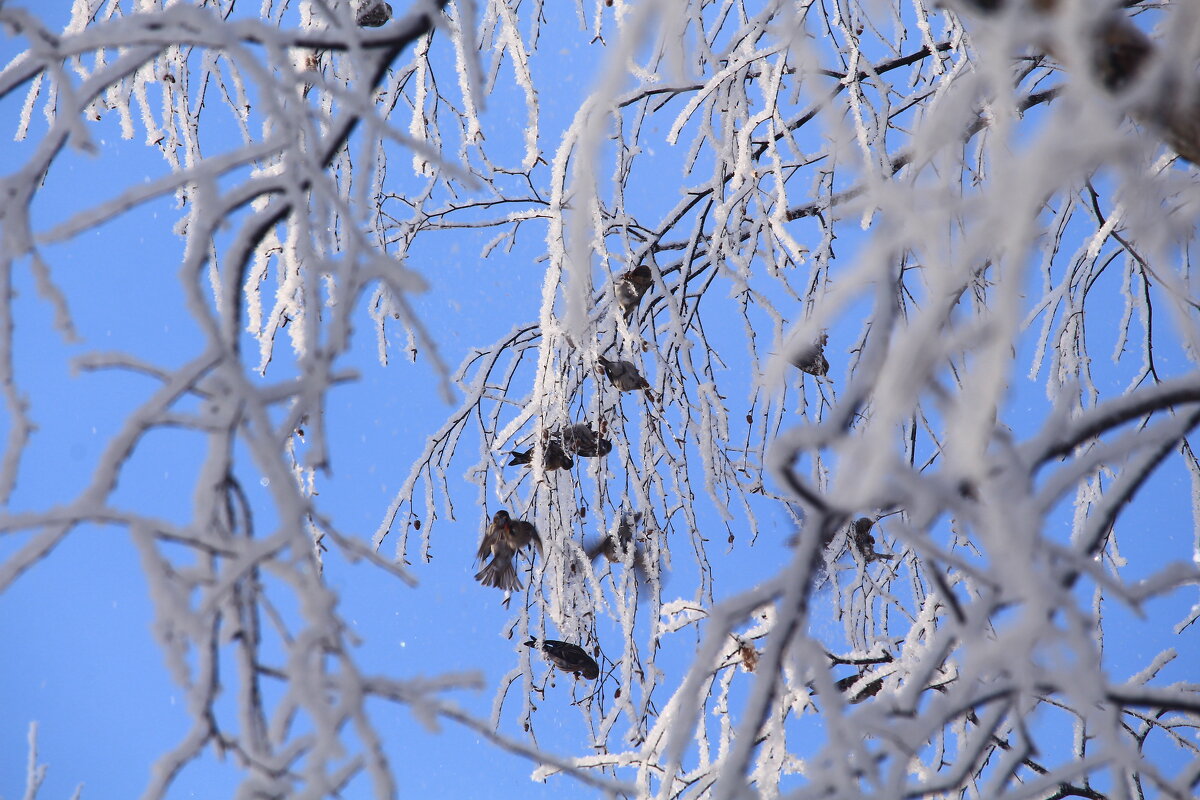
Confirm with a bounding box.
[740,643,759,673]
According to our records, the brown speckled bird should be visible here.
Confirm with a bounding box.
[615,264,653,320]
[474,511,542,591]
[525,638,600,680]
[508,519,541,553]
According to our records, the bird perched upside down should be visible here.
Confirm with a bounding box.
[597,356,654,400]
[850,516,893,562]
[614,264,653,320]
[561,422,612,458]
[525,638,600,680]
[474,511,542,592]
[508,438,574,471]
[355,0,392,26]
[790,332,829,376]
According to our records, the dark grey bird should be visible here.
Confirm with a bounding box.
[525,638,600,680]
[474,511,542,591]
[508,439,573,471]
[561,422,612,458]
[790,332,829,376]
[807,672,884,704]
[850,516,893,562]
[597,356,652,396]
[615,264,653,319]
[356,1,392,27]
[834,672,885,703]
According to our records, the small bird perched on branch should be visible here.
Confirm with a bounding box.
[561,422,612,458]
[355,1,392,27]
[790,331,829,376]
[508,438,574,471]
[615,264,653,320]
[597,356,653,399]
[850,516,893,562]
[806,672,884,704]
[475,511,542,591]
[525,638,600,680]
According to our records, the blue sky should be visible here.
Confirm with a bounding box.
[0,6,691,795]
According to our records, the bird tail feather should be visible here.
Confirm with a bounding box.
[475,556,522,591]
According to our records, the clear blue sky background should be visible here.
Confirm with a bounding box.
[2,3,1198,799]
[0,6,730,796]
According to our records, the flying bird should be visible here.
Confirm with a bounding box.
[586,512,653,589]
[597,356,652,397]
[356,1,392,26]
[525,638,600,680]
[508,439,573,471]
[587,511,642,564]
[508,519,542,554]
[561,422,612,458]
[475,511,519,591]
[474,511,542,591]
[615,264,653,320]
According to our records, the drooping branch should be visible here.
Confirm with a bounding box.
[947,0,1200,163]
